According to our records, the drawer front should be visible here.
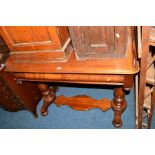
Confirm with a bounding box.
[69,26,128,60]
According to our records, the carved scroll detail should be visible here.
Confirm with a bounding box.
[0,75,26,111]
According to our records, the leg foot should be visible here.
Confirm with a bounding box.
[41,109,48,116]
[37,83,57,116]
[111,87,127,128]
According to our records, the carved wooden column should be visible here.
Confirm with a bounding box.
[111,87,127,128]
[37,83,57,116]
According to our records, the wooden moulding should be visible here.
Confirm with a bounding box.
[54,95,111,112]
[8,39,72,62]
[14,73,124,85]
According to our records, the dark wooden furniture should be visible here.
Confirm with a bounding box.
[0,35,42,117]
[0,71,42,117]
[69,26,128,60]
[0,26,139,127]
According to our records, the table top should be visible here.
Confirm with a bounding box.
[5,42,139,75]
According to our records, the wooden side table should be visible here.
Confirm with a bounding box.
[1,26,139,127]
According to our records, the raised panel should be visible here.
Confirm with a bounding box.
[80,26,114,54]
[0,26,69,52]
[69,26,128,60]
[114,26,127,54]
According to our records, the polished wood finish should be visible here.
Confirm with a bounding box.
[15,72,134,127]
[6,48,138,74]
[0,26,139,128]
[55,95,111,111]
[124,75,134,91]
[0,26,69,51]
[14,73,124,85]
[111,87,127,127]
[5,27,138,74]
[37,83,57,116]
[0,26,71,62]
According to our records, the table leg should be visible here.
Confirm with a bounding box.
[111,87,127,128]
[37,83,57,116]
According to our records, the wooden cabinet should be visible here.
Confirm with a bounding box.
[69,26,127,59]
[0,26,72,62]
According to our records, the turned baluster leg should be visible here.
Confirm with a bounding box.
[111,87,127,128]
[37,83,57,116]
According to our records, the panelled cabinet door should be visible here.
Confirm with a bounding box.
[0,26,71,62]
[69,26,128,60]
[0,26,69,52]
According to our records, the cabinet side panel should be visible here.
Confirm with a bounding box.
[56,26,70,46]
